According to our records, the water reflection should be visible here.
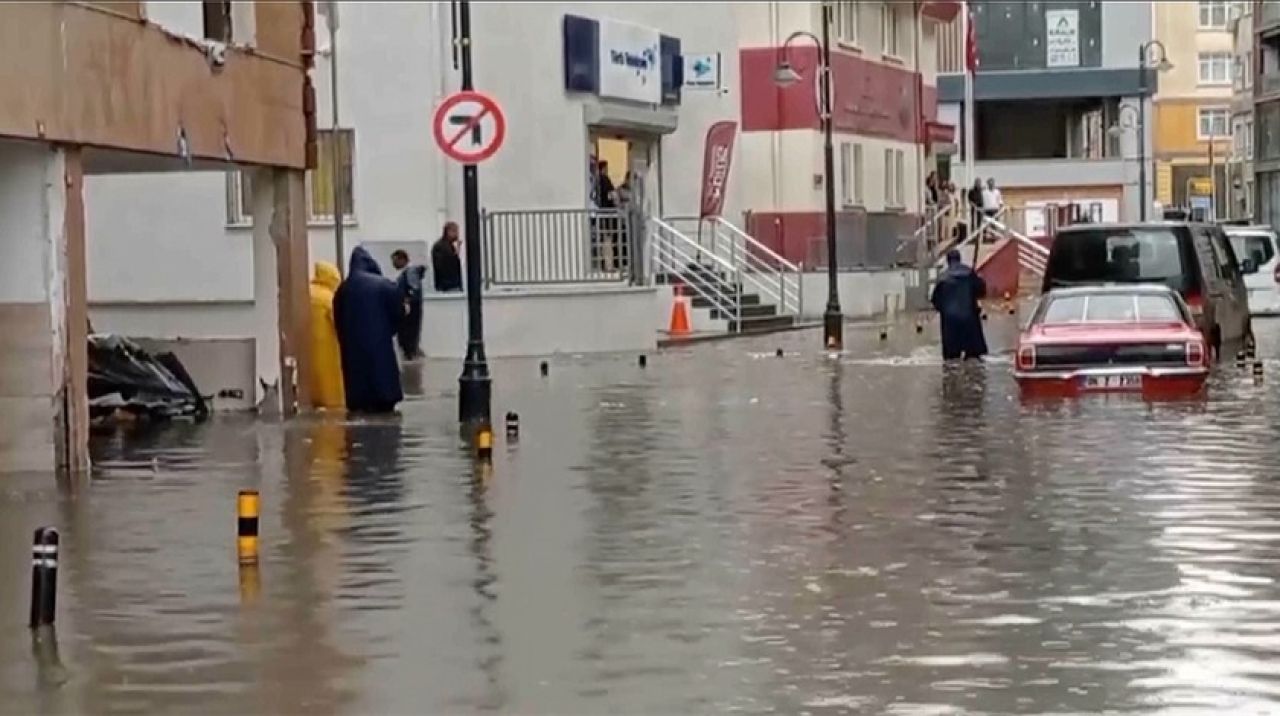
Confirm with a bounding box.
[4,319,1280,712]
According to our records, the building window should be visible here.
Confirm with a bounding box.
[1199,52,1232,85]
[311,129,356,221]
[882,4,902,58]
[884,148,905,208]
[202,0,232,42]
[1199,0,1229,29]
[1246,118,1255,156]
[834,1,859,46]
[1198,107,1231,139]
[225,129,355,226]
[839,142,864,206]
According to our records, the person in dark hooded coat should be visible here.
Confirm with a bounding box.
[931,249,989,361]
[333,247,404,413]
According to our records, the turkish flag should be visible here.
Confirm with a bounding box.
[965,5,979,74]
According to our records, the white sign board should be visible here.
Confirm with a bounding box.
[598,20,662,104]
[1045,10,1080,68]
[683,53,721,90]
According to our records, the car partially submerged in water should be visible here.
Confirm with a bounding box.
[1015,285,1209,398]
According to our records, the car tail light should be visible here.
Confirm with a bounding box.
[1273,261,1280,284]
[1185,291,1205,318]
[1016,345,1036,371]
[1186,341,1206,367]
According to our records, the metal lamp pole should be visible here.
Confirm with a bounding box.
[1108,105,1141,214]
[1137,39,1171,222]
[455,0,491,431]
[775,3,842,350]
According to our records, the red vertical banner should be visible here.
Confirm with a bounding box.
[699,121,738,219]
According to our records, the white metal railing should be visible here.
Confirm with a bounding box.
[663,216,803,317]
[649,217,742,330]
[986,216,1049,276]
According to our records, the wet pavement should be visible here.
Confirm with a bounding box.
[4,314,1280,714]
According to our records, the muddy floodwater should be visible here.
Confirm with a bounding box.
[4,315,1280,714]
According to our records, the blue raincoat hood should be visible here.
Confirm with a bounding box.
[349,246,383,277]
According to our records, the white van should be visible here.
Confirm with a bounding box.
[1226,225,1280,316]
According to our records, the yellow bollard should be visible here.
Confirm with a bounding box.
[237,490,260,564]
[476,425,494,461]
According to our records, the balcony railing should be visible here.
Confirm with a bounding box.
[481,208,638,287]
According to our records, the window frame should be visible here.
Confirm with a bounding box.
[833,1,860,49]
[1198,106,1231,140]
[224,127,358,228]
[881,4,902,59]
[1198,51,1232,86]
[1198,0,1229,29]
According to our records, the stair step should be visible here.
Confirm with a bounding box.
[729,314,795,333]
[692,293,760,308]
[713,303,777,319]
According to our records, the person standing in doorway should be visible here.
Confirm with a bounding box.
[431,222,463,292]
[930,249,989,361]
[982,178,1003,222]
[596,159,619,270]
[391,249,426,361]
[333,247,404,413]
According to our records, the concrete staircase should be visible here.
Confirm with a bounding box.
[656,263,794,333]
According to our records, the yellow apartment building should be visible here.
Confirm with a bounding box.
[1153,0,1239,217]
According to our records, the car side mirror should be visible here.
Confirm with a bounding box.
[1241,258,1258,275]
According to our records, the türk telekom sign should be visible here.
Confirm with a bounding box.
[598,19,662,104]
[699,121,737,219]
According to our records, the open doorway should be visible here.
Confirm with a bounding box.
[588,130,660,282]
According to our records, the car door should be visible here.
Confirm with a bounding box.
[1206,227,1249,340]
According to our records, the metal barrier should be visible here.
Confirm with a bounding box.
[664,215,803,317]
[481,208,634,287]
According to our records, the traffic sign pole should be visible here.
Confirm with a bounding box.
[455,0,491,435]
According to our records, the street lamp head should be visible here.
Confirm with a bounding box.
[1107,124,1124,138]
[1156,57,1174,73]
[773,61,803,87]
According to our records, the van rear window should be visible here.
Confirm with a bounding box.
[1046,228,1192,293]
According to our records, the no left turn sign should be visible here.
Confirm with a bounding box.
[432,90,507,164]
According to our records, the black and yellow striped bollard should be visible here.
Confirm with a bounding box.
[237,490,260,564]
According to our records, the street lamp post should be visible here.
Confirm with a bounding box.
[1136,40,1173,221]
[455,0,492,433]
[1107,104,1142,218]
[773,2,842,350]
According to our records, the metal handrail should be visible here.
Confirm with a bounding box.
[649,218,742,329]
[663,215,803,317]
[710,217,804,315]
[482,207,633,286]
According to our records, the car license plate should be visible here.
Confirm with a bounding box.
[1081,374,1141,390]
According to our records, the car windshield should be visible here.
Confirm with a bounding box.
[1040,293,1186,324]
[1046,228,1191,292]
[1228,232,1276,268]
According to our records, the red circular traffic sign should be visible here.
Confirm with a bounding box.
[432,90,506,164]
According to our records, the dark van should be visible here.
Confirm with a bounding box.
[1042,222,1252,355]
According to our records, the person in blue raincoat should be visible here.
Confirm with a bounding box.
[333,247,404,413]
[930,249,988,361]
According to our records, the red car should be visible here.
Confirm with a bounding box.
[1016,285,1209,398]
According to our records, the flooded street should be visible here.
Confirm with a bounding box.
[5,315,1280,714]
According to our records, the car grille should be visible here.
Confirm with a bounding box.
[1034,343,1187,369]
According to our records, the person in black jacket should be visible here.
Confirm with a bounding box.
[431,222,463,292]
[333,247,404,413]
[391,250,427,361]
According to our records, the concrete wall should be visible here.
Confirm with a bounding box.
[422,286,659,358]
[1100,1,1155,69]
[0,2,309,169]
[0,142,67,473]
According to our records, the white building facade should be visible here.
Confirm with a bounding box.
[84,2,946,407]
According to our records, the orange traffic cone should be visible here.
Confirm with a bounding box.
[668,285,692,337]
